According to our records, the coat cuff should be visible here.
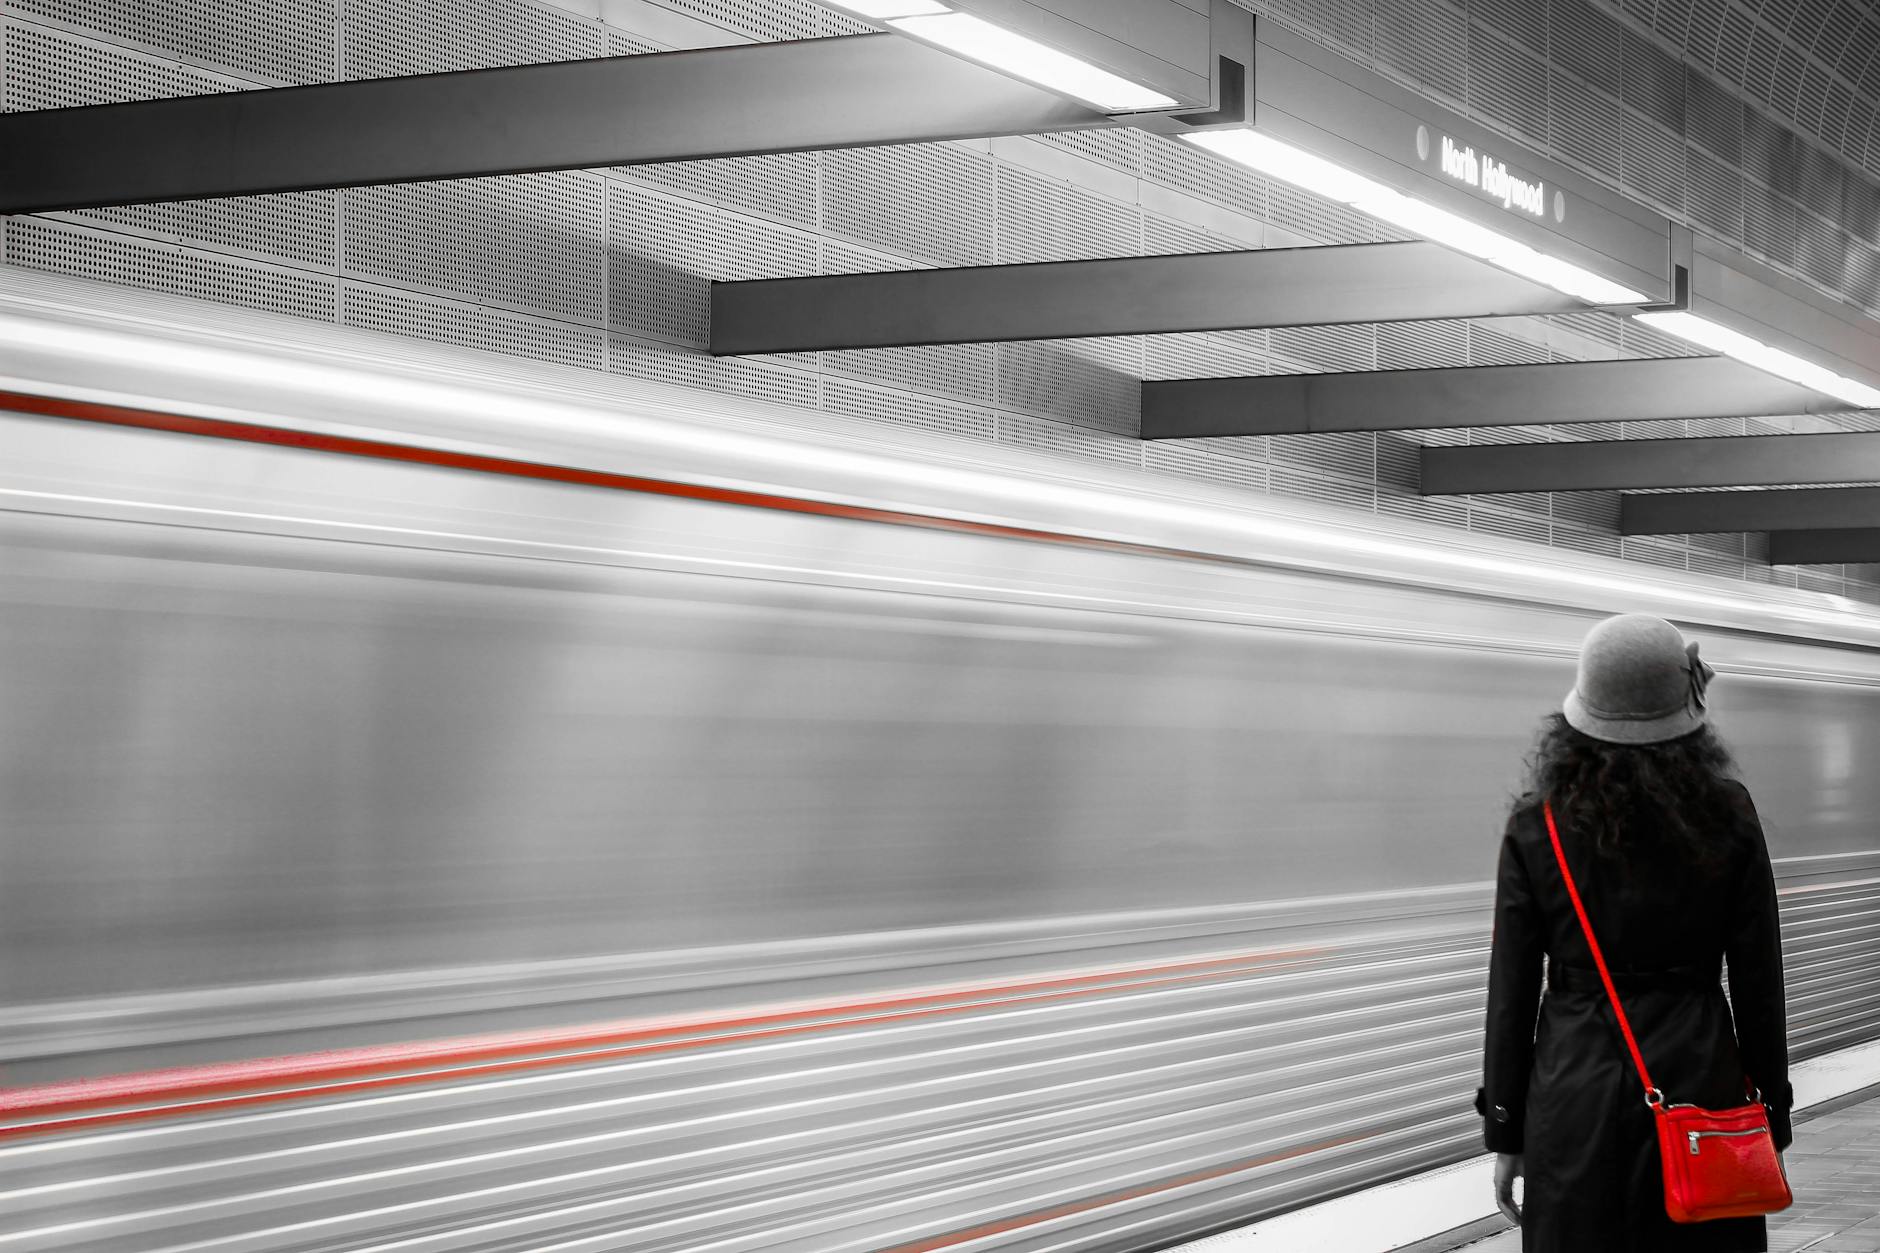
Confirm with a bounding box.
[1475,1086,1524,1154]
[1760,1080,1793,1152]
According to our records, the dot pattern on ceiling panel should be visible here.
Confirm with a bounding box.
[1035,128,1144,177]
[343,0,600,78]
[621,152,822,232]
[997,413,1142,468]
[1551,489,1620,531]
[1142,133,1266,221]
[1373,0,1468,105]
[1,19,250,108]
[73,193,340,271]
[1144,440,1272,493]
[1271,430,1375,479]
[1266,182,1383,246]
[6,218,338,322]
[607,184,818,348]
[345,173,606,323]
[1376,320,1470,370]
[997,338,1143,436]
[1683,148,1746,238]
[655,0,868,41]
[1142,214,1249,257]
[610,337,821,413]
[343,284,605,370]
[1464,322,1550,367]
[1271,324,1376,374]
[822,341,999,409]
[1143,332,1268,382]
[606,29,662,56]
[1272,463,1376,512]
[1470,499,1554,547]
[1548,70,1626,181]
[8,0,334,84]
[1467,423,1555,446]
[823,145,996,269]
[995,165,1142,264]
[1467,25,1549,144]
[822,379,999,442]
[1621,111,1689,215]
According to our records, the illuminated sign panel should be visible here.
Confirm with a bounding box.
[1437,133,1545,217]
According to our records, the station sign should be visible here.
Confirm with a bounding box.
[1251,22,1673,303]
[1432,131,1553,220]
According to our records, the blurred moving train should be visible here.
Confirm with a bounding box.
[3,269,1878,1252]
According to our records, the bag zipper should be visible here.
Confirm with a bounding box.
[1688,1128,1765,1155]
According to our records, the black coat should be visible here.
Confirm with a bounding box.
[1477,783,1792,1253]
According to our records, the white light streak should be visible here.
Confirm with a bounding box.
[890,12,1178,112]
[821,0,949,17]
[1634,311,1880,409]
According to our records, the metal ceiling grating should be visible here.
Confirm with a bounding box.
[343,0,600,78]
[8,0,330,84]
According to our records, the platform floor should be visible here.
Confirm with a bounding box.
[1454,1084,1880,1253]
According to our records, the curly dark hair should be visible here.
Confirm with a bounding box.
[1522,712,1746,864]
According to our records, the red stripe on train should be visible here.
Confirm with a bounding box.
[1,946,1317,1137]
[0,389,1174,558]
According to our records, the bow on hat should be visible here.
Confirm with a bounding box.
[1686,641,1715,714]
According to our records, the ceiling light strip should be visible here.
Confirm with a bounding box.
[888,12,1178,112]
[823,0,949,18]
[824,3,1178,113]
[1633,311,1880,410]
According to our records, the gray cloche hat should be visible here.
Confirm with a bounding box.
[1563,613,1717,745]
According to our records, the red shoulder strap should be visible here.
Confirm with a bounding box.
[1543,800,1662,1106]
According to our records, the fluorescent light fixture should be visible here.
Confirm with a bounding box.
[823,0,949,17]
[1493,248,1648,305]
[890,13,1178,113]
[1635,311,1880,409]
[1355,191,1511,260]
[1185,129,1392,206]
[1183,128,1649,307]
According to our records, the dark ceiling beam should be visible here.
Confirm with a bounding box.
[0,35,1118,213]
[1141,356,1845,439]
[1768,529,1880,565]
[1420,432,1880,495]
[1621,486,1880,535]
[710,241,1585,354]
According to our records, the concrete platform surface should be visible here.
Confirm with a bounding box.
[1455,1082,1880,1253]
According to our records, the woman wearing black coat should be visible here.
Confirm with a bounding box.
[1478,613,1792,1253]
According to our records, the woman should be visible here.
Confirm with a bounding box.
[1478,613,1792,1252]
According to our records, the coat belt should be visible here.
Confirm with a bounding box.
[1547,961,1719,994]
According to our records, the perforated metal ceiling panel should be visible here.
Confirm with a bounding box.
[9,0,333,83]
[2,0,1877,600]
[347,173,606,322]
[343,0,600,77]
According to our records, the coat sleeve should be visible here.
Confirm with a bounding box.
[1725,784,1792,1150]
[1479,810,1545,1154]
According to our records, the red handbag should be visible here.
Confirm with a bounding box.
[1543,801,1792,1223]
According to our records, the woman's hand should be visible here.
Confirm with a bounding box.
[1494,1152,1524,1226]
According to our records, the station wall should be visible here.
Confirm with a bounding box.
[3,0,1878,601]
